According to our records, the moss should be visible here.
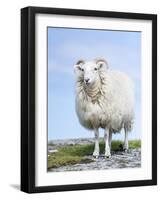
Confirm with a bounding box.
[129,140,141,149]
[48,155,93,169]
[48,140,141,169]
[110,140,141,151]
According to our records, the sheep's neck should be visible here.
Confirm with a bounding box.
[84,80,102,103]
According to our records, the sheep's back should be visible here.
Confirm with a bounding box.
[108,71,134,115]
[106,70,135,131]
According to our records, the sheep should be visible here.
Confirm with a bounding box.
[74,58,135,158]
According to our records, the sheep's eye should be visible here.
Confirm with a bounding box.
[94,68,98,71]
[78,67,84,71]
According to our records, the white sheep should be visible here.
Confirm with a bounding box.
[74,58,135,158]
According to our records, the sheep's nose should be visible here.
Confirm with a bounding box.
[85,78,90,84]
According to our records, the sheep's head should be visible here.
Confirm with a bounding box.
[74,58,108,87]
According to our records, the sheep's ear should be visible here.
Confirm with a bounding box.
[74,59,85,71]
[95,59,108,70]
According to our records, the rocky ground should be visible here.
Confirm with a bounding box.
[48,138,141,172]
[48,138,96,150]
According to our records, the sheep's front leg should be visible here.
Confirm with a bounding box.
[123,127,129,152]
[104,128,111,158]
[93,128,99,158]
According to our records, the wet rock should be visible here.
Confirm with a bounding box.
[48,149,58,153]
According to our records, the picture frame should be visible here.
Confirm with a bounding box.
[21,6,157,193]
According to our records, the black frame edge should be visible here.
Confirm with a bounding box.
[152,14,157,185]
[21,7,35,193]
[23,6,157,20]
[21,7,30,193]
[32,180,154,193]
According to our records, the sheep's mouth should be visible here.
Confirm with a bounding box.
[84,82,92,88]
[85,82,90,86]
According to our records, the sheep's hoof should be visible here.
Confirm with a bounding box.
[123,146,128,153]
[104,153,111,159]
[93,155,99,159]
[93,151,99,158]
[123,148,129,153]
[105,155,111,159]
[123,144,129,153]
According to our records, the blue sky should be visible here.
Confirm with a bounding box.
[48,27,141,141]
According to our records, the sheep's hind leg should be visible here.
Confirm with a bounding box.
[104,128,111,158]
[93,128,100,158]
[123,127,129,152]
[109,130,112,149]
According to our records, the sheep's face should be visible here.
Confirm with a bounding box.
[74,59,108,87]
